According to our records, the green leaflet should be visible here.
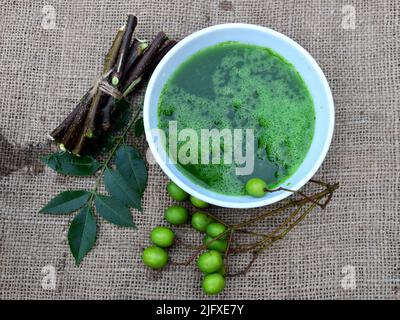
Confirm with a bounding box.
[104,167,142,210]
[40,190,91,214]
[68,205,97,265]
[112,99,131,131]
[41,130,147,267]
[133,117,144,137]
[41,152,101,176]
[94,194,136,227]
[83,134,115,157]
[115,145,147,196]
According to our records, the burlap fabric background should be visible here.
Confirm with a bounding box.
[0,0,399,300]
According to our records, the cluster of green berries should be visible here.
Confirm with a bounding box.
[141,181,227,295]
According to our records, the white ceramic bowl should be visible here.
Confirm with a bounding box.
[144,23,334,208]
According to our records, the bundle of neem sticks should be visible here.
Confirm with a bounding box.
[50,15,176,155]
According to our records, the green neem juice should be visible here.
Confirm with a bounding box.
[158,42,315,195]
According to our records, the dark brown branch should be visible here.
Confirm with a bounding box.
[111,15,137,86]
[125,39,148,73]
[103,26,126,74]
[122,31,168,95]
[72,26,126,154]
[144,40,177,77]
[48,17,176,155]
[50,90,91,141]
[100,101,115,132]
[227,252,258,277]
[264,186,326,208]
[224,229,235,275]
[101,38,148,131]
[60,94,92,150]
[49,26,125,150]
[101,33,170,131]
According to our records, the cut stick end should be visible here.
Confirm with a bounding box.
[111,76,120,86]
[138,41,149,51]
[85,130,94,139]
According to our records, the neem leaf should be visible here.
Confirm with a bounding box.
[40,190,91,214]
[115,145,147,195]
[41,152,101,176]
[104,167,142,210]
[112,99,131,131]
[133,117,144,137]
[68,205,96,265]
[94,194,136,227]
[83,134,115,157]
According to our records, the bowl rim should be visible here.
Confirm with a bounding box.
[143,23,334,208]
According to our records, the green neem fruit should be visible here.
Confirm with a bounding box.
[167,181,188,201]
[164,205,189,225]
[142,246,169,269]
[189,195,209,209]
[202,273,226,295]
[197,250,224,274]
[206,222,227,239]
[150,226,175,248]
[203,235,228,252]
[191,211,214,232]
[245,178,268,197]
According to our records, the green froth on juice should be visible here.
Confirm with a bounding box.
[158,41,315,196]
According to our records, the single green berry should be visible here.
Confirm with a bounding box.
[202,273,225,295]
[150,226,175,248]
[203,235,228,252]
[167,181,188,201]
[197,250,224,274]
[191,211,214,232]
[142,246,168,269]
[206,222,227,239]
[164,205,189,225]
[245,178,268,197]
[190,195,209,209]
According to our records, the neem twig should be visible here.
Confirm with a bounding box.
[172,181,339,275]
[125,39,149,73]
[103,25,127,74]
[101,32,169,131]
[72,25,126,154]
[265,186,326,208]
[224,229,235,275]
[60,92,92,150]
[227,253,258,277]
[255,203,318,254]
[122,31,168,95]
[49,17,176,155]
[101,38,149,131]
[144,40,177,76]
[234,183,338,231]
[111,15,138,86]
[171,230,230,265]
[50,90,91,141]
[231,204,304,255]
